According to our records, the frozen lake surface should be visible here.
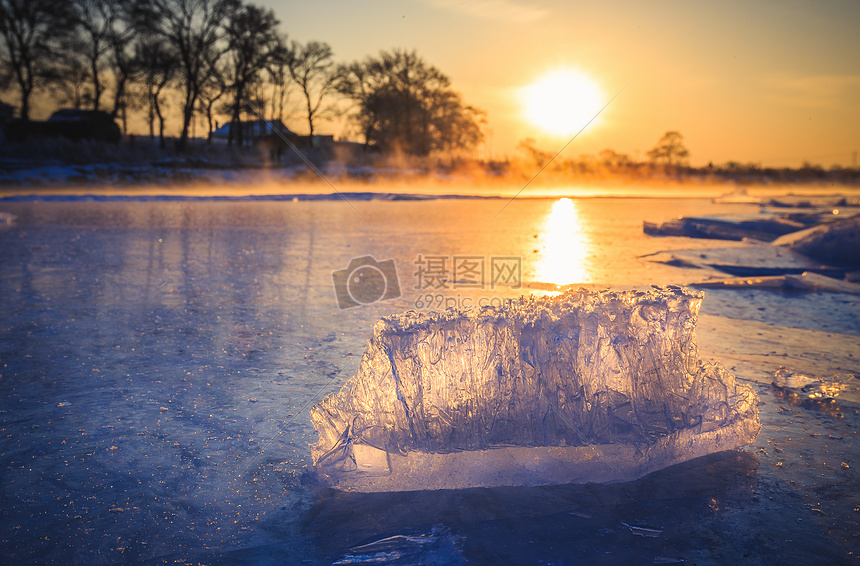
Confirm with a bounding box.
[1,195,859,564]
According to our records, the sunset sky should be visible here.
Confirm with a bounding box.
[266,0,860,168]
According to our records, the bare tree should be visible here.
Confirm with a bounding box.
[134,38,175,147]
[53,35,92,109]
[63,0,137,126]
[0,0,73,119]
[288,40,336,137]
[104,1,138,130]
[647,131,690,167]
[223,2,279,146]
[266,34,291,124]
[134,0,238,151]
[67,0,115,111]
[598,148,631,169]
[517,138,551,167]
[198,60,227,141]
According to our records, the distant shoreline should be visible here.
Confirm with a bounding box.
[2,184,860,203]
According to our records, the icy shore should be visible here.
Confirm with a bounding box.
[311,287,760,491]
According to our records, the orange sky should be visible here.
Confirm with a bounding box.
[267,0,860,168]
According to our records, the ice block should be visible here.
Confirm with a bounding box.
[310,287,760,492]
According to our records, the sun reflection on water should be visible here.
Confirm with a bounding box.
[534,198,591,286]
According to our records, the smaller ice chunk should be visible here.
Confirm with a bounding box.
[773,215,860,266]
[310,287,760,492]
[644,214,803,241]
[772,367,851,400]
[693,272,860,295]
[331,527,465,565]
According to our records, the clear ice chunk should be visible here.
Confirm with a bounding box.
[772,367,850,400]
[310,287,760,492]
[773,215,860,267]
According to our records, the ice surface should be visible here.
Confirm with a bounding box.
[310,287,760,491]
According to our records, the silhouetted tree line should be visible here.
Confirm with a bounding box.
[514,131,859,183]
[0,0,484,154]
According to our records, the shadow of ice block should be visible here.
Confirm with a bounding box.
[310,287,760,492]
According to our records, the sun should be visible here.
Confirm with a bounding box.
[520,69,604,136]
